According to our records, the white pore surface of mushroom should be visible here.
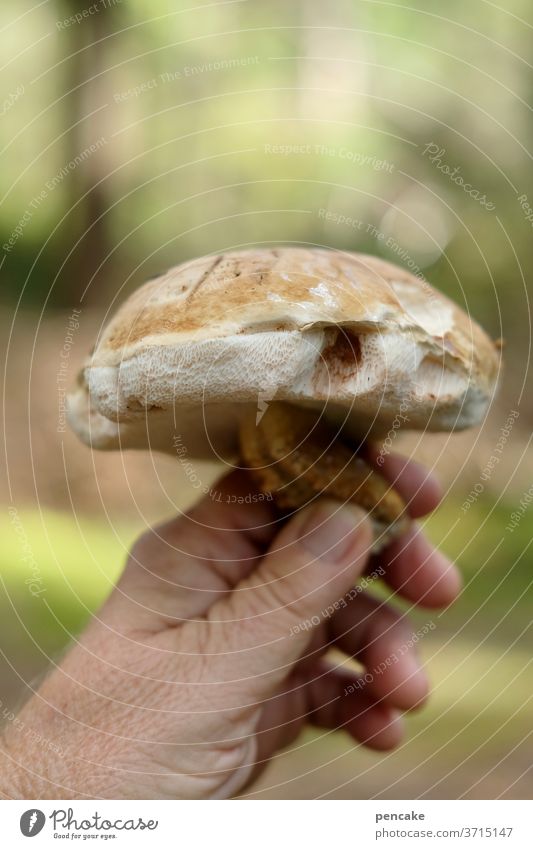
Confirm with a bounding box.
[68,247,500,548]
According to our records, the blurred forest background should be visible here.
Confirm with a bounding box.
[1,0,532,799]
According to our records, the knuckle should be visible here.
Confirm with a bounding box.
[254,565,315,627]
[129,528,159,565]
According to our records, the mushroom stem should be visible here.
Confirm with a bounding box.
[238,401,408,551]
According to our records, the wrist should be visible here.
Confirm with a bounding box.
[0,726,38,799]
[0,696,88,799]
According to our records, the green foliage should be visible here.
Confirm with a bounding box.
[1,510,135,653]
[0,0,531,337]
[1,494,530,655]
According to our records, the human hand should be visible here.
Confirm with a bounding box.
[1,452,460,799]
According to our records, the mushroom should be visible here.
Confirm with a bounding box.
[68,247,500,549]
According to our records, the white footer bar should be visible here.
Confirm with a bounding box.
[1,799,530,848]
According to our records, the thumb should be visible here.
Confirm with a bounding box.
[209,500,373,698]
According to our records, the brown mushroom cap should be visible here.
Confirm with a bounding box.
[68,247,500,458]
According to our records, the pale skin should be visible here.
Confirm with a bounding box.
[0,451,461,799]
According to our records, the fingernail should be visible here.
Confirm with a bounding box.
[297,501,373,562]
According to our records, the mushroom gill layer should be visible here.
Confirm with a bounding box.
[67,247,500,457]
